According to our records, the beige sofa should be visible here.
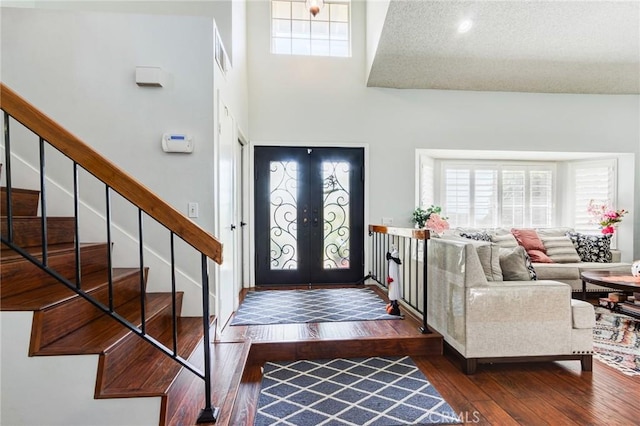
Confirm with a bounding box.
[445,227,631,293]
[426,237,595,374]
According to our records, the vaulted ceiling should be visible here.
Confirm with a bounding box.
[367,0,640,94]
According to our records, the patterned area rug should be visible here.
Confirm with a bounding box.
[230,288,401,326]
[254,356,461,426]
[593,307,640,376]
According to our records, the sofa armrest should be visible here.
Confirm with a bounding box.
[464,280,573,357]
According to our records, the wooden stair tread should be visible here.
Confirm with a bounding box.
[0,242,103,263]
[37,293,174,356]
[167,341,251,426]
[99,317,205,398]
[1,187,40,216]
[1,268,137,311]
[1,216,76,247]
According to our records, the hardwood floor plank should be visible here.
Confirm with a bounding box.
[470,400,521,426]
[214,285,640,426]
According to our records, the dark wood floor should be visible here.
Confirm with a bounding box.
[211,287,640,426]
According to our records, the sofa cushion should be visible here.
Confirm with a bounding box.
[571,299,595,329]
[499,246,533,281]
[540,235,581,263]
[567,232,613,263]
[490,233,518,248]
[533,263,580,281]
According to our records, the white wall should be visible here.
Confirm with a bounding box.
[247,0,640,259]
[31,0,234,60]
[1,7,218,314]
[1,312,160,426]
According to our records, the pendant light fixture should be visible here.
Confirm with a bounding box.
[306,0,324,17]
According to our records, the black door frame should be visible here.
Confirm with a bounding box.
[254,146,365,286]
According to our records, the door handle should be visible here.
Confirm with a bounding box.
[240,222,247,227]
[230,224,236,230]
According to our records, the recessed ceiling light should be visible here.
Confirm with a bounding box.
[458,19,473,34]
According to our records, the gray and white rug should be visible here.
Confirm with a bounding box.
[254,356,461,425]
[231,288,402,326]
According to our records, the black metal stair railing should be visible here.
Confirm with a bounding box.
[366,225,431,334]
[2,110,219,423]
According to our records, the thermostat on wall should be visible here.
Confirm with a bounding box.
[162,133,194,153]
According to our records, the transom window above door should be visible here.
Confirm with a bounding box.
[271,0,351,57]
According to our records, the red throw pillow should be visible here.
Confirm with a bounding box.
[527,249,554,263]
[511,228,546,252]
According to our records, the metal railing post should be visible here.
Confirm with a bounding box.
[420,233,431,334]
[196,254,220,424]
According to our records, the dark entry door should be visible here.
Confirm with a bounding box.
[255,146,364,285]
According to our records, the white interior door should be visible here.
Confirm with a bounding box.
[217,97,236,328]
[234,139,245,293]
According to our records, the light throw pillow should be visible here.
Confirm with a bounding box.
[540,235,581,263]
[474,242,503,282]
[567,232,613,263]
[499,246,533,281]
[490,233,518,248]
[536,227,574,238]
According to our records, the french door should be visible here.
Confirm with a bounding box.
[254,146,364,285]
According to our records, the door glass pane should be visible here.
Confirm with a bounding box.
[323,161,350,269]
[270,161,298,270]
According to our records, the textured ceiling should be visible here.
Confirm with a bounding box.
[367,0,640,94]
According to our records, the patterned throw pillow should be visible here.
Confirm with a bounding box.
[523,251,537,280]
[459,231,492,242]
[566,232,612,263]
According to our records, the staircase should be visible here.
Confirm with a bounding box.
[1,82,232,425]
[0,186,231,425]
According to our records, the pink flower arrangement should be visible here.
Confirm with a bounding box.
[425,213,450,234]
[587,200,627,235]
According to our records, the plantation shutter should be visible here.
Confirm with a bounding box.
[444,168,471,226]
[501,169,525,227]
[572,160,616,233]
[440,161,555,228]
[419,156,435,208]
[473,169,498,227]
[530,170,553,227]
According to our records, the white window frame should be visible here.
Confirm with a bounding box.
[434,160,557,228]
[270,0,351,57]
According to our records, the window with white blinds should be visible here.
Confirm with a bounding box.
[439,162,555,228]
[419,157,435,208]
[570,159,616,233]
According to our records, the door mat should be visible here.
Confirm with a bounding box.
[254,356,461,426]
[230,288,402,326]
[593,307,640,376]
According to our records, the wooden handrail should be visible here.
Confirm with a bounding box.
[0,83,222,264]
[369,224,430,240]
